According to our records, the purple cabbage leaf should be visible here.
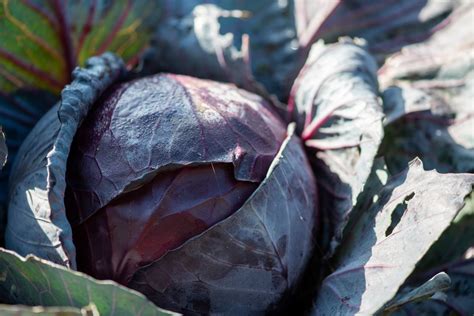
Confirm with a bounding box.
[6,53,318,314]
[144,0,301,101]
[288,38,384,255]
[5,53,126,267]
[295,0,459,60]
[313,158,474,315]
[379,2,474,174]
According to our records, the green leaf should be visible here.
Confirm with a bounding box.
[0,0,157,94]
[0,248,175,316]
[0,303,99,315]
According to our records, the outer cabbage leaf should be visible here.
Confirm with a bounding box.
[0,0,155,94]
[384,272,451,312]
[128,124,317,314]
[312,158,474,315]
[395,258,474,315]
[5,53,125,268]
[289,39,383,254]
[389,193,474,315]
[379,3,474,174]
[0,248,174,316]
[294,0,457,59]
[144,0,300,100]
[0,303,98,315]
[0,91,57,205]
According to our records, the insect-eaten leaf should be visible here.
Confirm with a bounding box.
[312,158,474,315]
[0,248,175,316]
[0,0,156,94]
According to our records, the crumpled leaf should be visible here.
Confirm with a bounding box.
[0,303,99,316]
[0,0,155,94]
[289,38,383,254]
[384,272,451,312]
[294,0,457,59]
[5,53,125,268]
[128,124,317,314]
[0,248,175,316]
[144,0,300,100]
[312,158,474,315]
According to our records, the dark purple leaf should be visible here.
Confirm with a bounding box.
[128,124,317,314]
[295,0,457,59]
[144,0,301,100]
[289,39,383,254]
[5,53,125,268]
[313,159,474,315]
[66,74,287,223]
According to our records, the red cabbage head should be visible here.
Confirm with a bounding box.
[6,55,317,314]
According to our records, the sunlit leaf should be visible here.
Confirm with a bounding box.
[0,248,175,316]
[312,159,474,315]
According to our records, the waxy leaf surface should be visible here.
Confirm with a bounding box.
[289,39,383,254]
[0,248,174,316]
[0,0,155,94]
[313,159,474,315]
[5,53,125,268]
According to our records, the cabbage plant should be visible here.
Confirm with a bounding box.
[0,1,473,316]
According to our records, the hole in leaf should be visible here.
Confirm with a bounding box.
[385,192,415,236]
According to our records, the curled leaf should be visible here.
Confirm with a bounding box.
[5,53,125,268]
[397,258,474,315]
[384,272,451,312]
[312,159,474,315]
[145,1,300,100]
[289,38,383,254]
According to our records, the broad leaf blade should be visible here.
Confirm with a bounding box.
[0,248,175,316]
[313,159,474,315]
[379,3,474,175]
[295,0,456,59]
[0,0,156,94]
[0,0,65,93]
